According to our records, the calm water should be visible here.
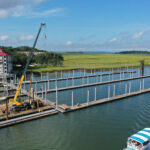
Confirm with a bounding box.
[1,67,150,150]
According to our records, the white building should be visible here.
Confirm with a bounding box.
[0,48,13,74]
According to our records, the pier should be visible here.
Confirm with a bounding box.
[19,70,135,84]
[65,88,150,112]
[35,74,149,94]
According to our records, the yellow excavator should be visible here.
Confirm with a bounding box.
[9,23,46,106]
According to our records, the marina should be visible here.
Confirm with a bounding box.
[0,66,150,128]
[1,0,149,149]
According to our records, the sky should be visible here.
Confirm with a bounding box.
[1,0,150,52]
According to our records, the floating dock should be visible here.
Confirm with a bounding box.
[35,74,150,94]
[10,70,136,85]
[0,109,58,128]
[64,88,150,113]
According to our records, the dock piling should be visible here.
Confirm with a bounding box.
[129,81,131,93]
[48,80,50,90]
[108,86,110,99]
[87,89,89,105]
[45,83,47,100]
[73,70,75,78]
[94,87,97,101]
[125,83,127,94]
[140,80,142,91]
[109,70,111,81]
[113,84,115,97]
[56,80,58,109]
[72,90,74,107]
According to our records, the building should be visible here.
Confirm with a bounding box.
[0,48,13,74]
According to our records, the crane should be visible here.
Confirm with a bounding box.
[9,23,46,106]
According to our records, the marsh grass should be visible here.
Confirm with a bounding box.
[30,54,150,72]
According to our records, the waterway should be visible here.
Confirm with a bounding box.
[1,67,150,150]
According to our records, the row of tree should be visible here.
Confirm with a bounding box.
[0,46,64,67]
[116,51,150,55]
[33,52,64,66]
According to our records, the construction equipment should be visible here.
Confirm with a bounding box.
[9,23,46,106]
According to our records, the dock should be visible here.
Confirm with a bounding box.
[1,67,150,128]
[19,70,136,84]
[0,109,58,128]
[35,74,150,94]
[64,88,150,113]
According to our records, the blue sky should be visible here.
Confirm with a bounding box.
[1,0,150,52]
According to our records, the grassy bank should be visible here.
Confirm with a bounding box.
[30,54,150,72]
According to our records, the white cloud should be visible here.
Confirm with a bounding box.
[132,32,144,39]
[30,8,65,17]
[0,0,45,9]
[66,41,73,46]
[19,35,34,41]
[0,35,9,41]
[109,38,118,43]
[0,34,34,43]
[0,4,29,18]
[0,0,65,18]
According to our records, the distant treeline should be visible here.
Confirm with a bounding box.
[65,51,85,54]
[117,51,150,55]
[0,46,64,67]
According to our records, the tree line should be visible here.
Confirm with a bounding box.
[0,46,64,67]
[116,51,150,55]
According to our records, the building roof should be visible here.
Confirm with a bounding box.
[128,128,150,144]
[0,52,9,56]
[0,48,5,51]
[0,48,9,56]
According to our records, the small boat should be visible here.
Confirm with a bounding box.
[126,128,150,150]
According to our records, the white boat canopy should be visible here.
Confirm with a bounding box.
[128,128,150,144]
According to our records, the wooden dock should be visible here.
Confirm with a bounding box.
[0,109,58,128]
[14,71,136,85]
[0,105,53,121]
[35,75,150,94]
[64,88,150,113]
[0,87,150,128]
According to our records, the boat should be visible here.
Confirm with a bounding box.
[126,128,150,150]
